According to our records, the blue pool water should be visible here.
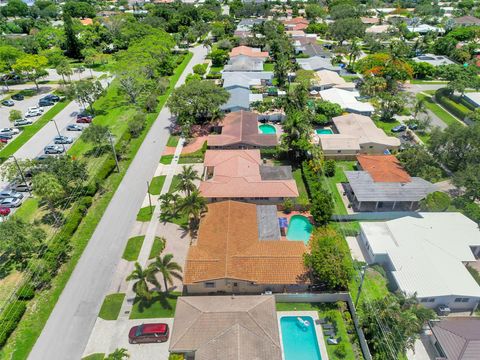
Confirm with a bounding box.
[280,316,322,360]
[259,124,277,134]
[286,215,313,243]
[316,128,333,135]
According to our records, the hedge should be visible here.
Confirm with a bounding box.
[0,301,27,347]
[435,89,470,120]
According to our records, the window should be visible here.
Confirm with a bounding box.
[205,282,215,288]
[337,150,342,153]
[462,298,470,302]
[233,282,238,287]
[369,146,373,149]
[428,298,435,302]
[420,298,428,303]
[454,298,464,302]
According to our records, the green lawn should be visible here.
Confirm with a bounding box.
[98,293,125,320]
[340,75,359,81]
[292,169,308,199]
[178,141,207,164]
[137,206,155,222]
[166,135,180,147]
[130,292,180,319]
[209,65,223,73]
[12,198,39,223]
[0,51,194,360]
[82,354,105,360]
[263,63,275,71]
[350,265,390,308]
[160,155,174,165]
[169,175,180,193]
[122,236,145,261]
[410,79,447,85]
[373,118,401,134]
[0,100,69,162]
[149,175,166,195]
[322,161,356,215]
[276,302,357,360]
[416,93,459,127]
[149,236,166,259]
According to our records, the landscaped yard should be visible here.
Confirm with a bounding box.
[122,236,145,261]
[160,154,174,165]
[373,118,401,134]
[136,206,155,222]
[149,175,166,195]
[130,292,180,319]
[178,141,207,164]
[322,161,356,215]
[149,236,166,259]
[169,175,180,193]
[292,168,308,200]
[276,302,359,360]
[350,264,390,309]
[98,293,125,320]
[263,63,275,71]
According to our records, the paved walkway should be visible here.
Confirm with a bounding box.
[30,45,208,360]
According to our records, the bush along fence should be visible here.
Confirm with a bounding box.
[434,88,470,121]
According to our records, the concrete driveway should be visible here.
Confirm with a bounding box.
[83,318,174,360]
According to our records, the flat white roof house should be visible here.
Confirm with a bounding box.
[359,213,480,310]
[319,88,374,115]
[412,54,455,66]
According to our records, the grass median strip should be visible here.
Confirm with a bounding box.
[122,236,145,261]
[98,293,125,320]
[149,236,166,259]
[0,52,194,359]
[0,100,69,162]
[137,206,155,222]
[149,175,166,195]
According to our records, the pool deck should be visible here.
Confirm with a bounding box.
[277,311,330,360]
[277,211,314,244]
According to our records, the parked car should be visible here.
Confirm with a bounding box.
[391,125,407,133]
[0,128,20,136]
[0,133,13,140]
[407,123,418,130]
[128,323,169,344]
[10,181,31,192]
[14,119,33,127]
[0,207,10,216]
[54,135,73,144]
[28,106,44,113]
[0,137,8,143]
[11,93,24,101]
[25,107,44,117]
[1,99,14,107]
[44,145,65,154]
[0,197,22,208]
[0,190,23,200]
[76,116,93,124]
[43,94,60,102]
[66,124,83,131]
[39,99,54,107]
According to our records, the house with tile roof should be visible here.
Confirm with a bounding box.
[207,111,278,149]
[199,150,299,203]
[169,295,282,360]
[312,70,355,91]
[317,114,401,159]
[283,17,309,31]
[229,46,269,59]
[344,155,435,211]
[183,201,308,294]
[454,15,480,27]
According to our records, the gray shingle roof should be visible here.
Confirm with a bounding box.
[345,171,435,202]
[257,205,281,240]
[431,318,480,360]
[297,56,339,72]
[221,86,250,111]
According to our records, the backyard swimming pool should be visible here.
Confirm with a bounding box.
[280,316,322,360]
[286,215,313,243]
[259,124,277,134]
[315,128,333,135]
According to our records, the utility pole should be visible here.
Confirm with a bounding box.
[355,265,368,308]
[108,132,120,173]
[147,181,153,214]
[51,119,66,152]
[10,155,31,196]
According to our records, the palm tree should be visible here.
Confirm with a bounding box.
[159,192,181,219]
[348,38,362,68]
[126,262,160,301]
[149,253,183,293]
[176,165,200,196]
[180,190,207,234]
[413,98,427,120]
[105,348,129,360]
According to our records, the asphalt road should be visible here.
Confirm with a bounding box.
[29,45,208,360]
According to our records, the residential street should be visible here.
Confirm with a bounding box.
[29,45,207,360]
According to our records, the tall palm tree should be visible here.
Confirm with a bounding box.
[126,262,160,301]
[348,38,362,67]
[176,165,200,196]
[180,190,207,234]
[413,98,427,120]
[149,253,183,293]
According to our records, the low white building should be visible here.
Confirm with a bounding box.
[319,88,374,115]
[359,213,480,311]
[412,54,455,66]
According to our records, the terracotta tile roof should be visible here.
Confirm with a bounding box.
[357,155,412,183]
[200,150,298,199]
[207,111,278,148]
[184,201,307,285]
[283,17,309,25]
[229,46,269,59]
[80,18,93,26]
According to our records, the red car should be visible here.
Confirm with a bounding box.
[0,207,11,216]
[128,323,169,344]
[76,116,93,124]
[0,138,8,143]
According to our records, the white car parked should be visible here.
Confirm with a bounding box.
[25,106,44,117]
[0,127,20,136]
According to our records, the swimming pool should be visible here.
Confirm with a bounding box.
[286,215,313,243]
[259,124,277,134]
[315,128,333,135]
[280,316,322,360]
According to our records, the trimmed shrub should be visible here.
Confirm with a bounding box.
[420,191,451,212]
[324,160,336,177]
[0,301,27,347]
[334,343,347,358]
[435,89,470,120]
[17,283,35,300]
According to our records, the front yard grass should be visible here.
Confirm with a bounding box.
[350,265,390,309]
[178,141,207,164]
[149,236,166,259]
[276,302,358,360]
[149,175,166,195]
[82,354,105,360]
[166,135,180,147]
[416,93,459,127]
[122,236,145,261]
[160,154,174,165]
[98,293,125,320]
[130,291,180,319]
[373,118,401,134]
[136,206,155,222]
[13,198,39,223]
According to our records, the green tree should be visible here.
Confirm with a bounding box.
[397,145,443,182]
[413,97,427,120]
[180,190,207,236]
[12,54,48,91]
[105,348,129,360]
[310,191,334,225]
[420,192,451,212]
[149,253,183,293]
[210,49,228,67]
[453,164,480,202]
[176,165,200,196]
[126,262,160,301]
[305,4,325,20]
[274,56,291,88]
[304,227,354,290]
[1,0,29,17]
[56,60,73,84]
[9,109,22,123]
[32,172,65,223]
[63,12,82,59]
[81,124,110,150]
[71,79,103,112]
[329,18,365,45]
[281,110,313,161]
